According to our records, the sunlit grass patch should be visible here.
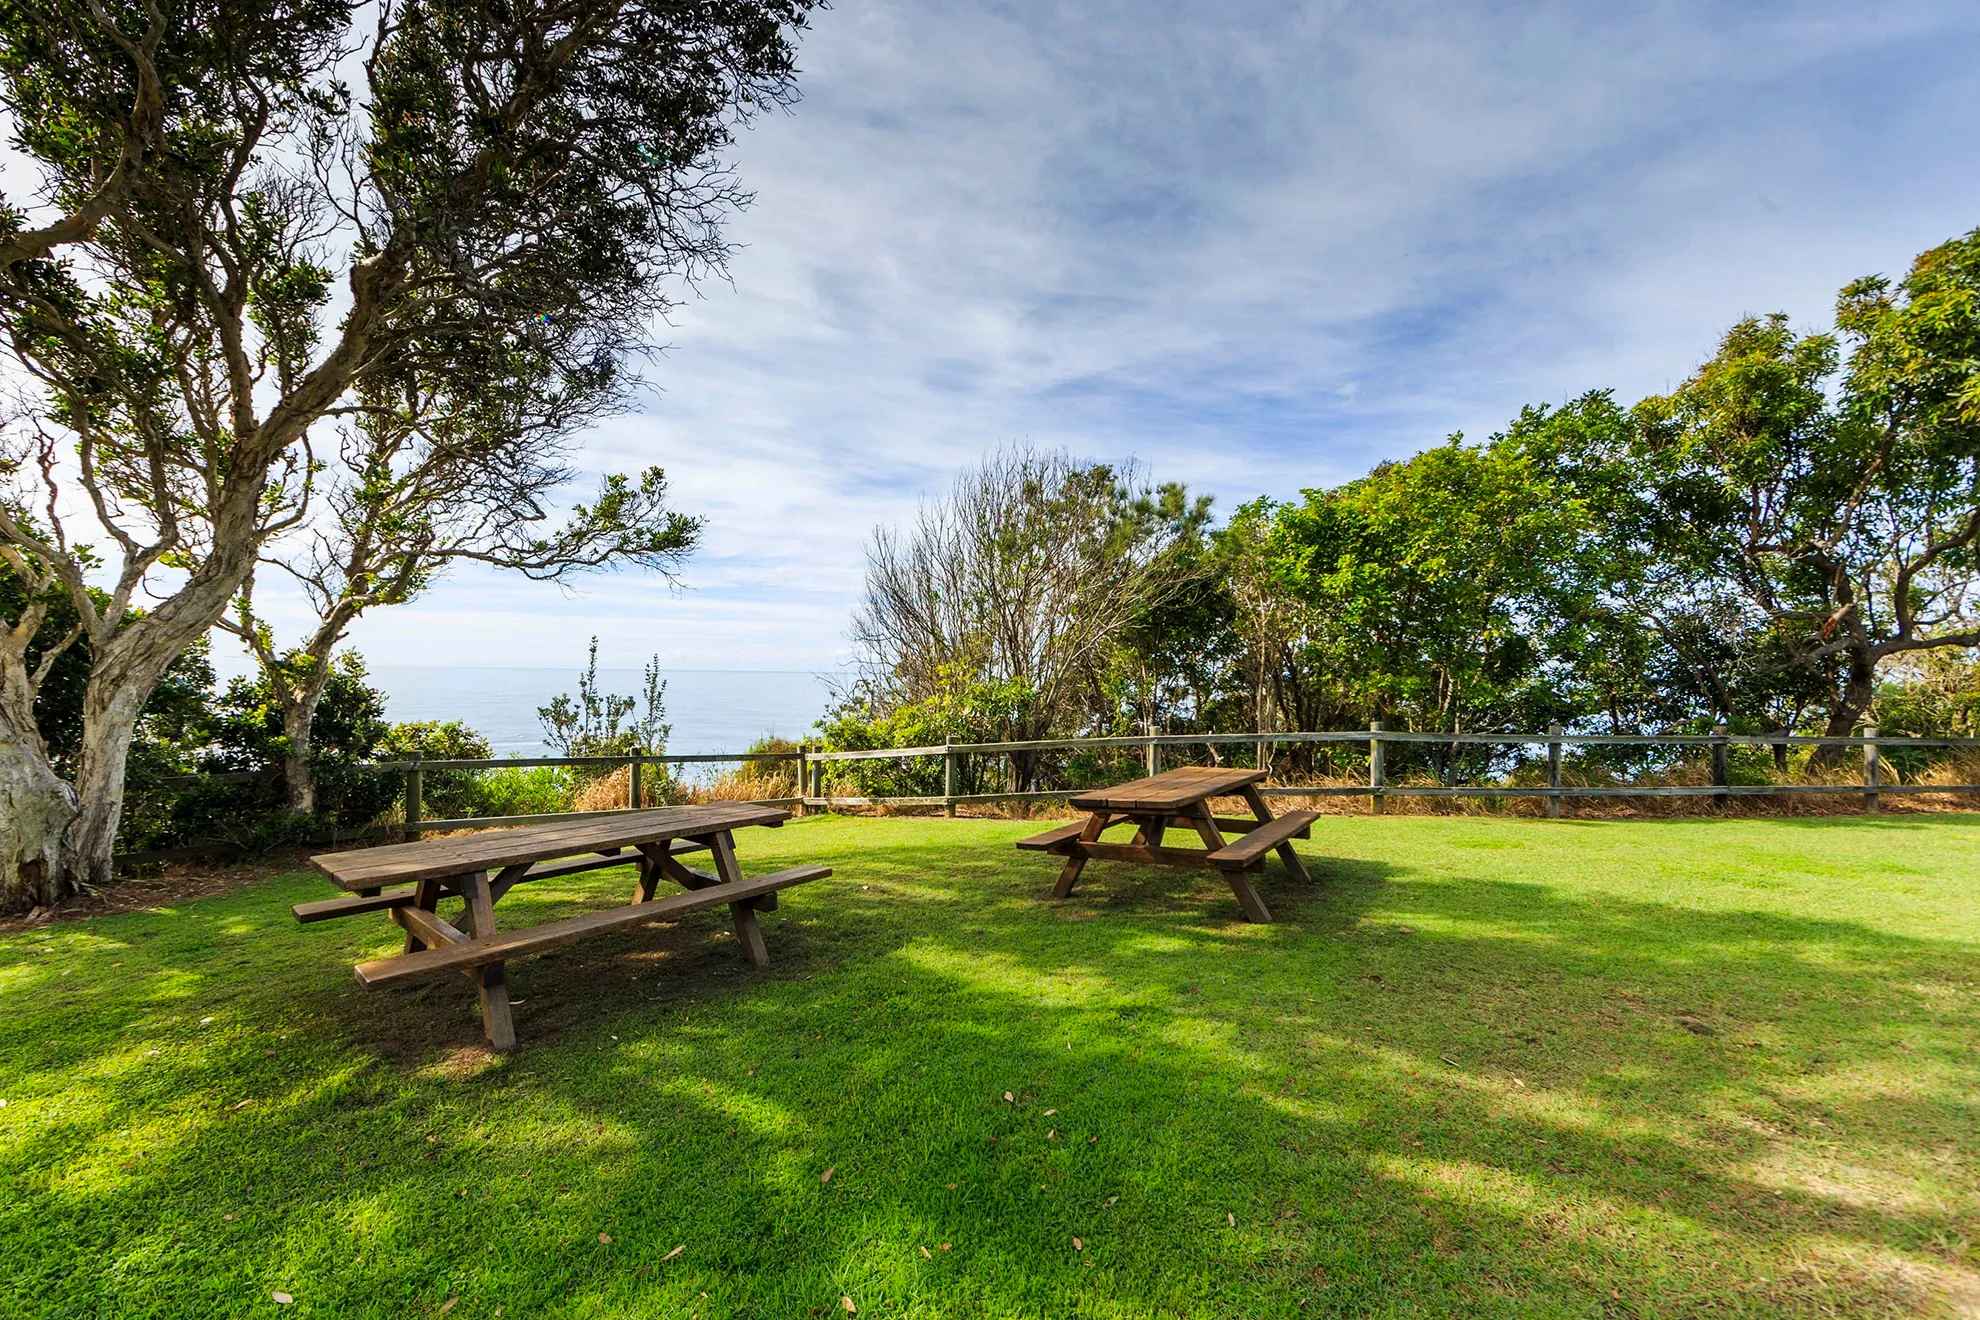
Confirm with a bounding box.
[2,813,1978,1317]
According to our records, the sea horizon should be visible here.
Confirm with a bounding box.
[367,664,840,758]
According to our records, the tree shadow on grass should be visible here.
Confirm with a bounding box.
[2,822,1977,1318]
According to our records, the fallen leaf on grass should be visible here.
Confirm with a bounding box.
[1227,1213,1236,1227]
[223,1213,234,1222]
[599,1232,612,1244]
[919,1246,931,1259]
[1047,1129,1056,1139]
[939,1243,951,1251]
[1438,1056,1460,1068]
[1044,1109,1057,1116]
[440,1299,457,1314]
[662,1245,686,1261]
[945,1182,957,1189]
[1003,1091,1014,1103]
[271,1293,293,1305]
[821,1167,834,1183]
[1072,1237,1083,1250]
[842,1296,857,1313]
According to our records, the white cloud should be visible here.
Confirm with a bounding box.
[238,0,1980,675]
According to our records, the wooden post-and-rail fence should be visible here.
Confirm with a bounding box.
[118,727,1978,864]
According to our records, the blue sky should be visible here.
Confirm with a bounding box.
[258,0,1980,678]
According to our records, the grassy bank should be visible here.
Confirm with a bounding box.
[3,815,1977,1318]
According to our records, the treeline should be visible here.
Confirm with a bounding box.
[827,227,1980,786]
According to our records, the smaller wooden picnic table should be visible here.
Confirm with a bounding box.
[296,804,829,1051]
[1016,766,1319,922]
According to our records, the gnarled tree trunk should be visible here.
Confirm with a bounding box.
[279,675,331,815]
[0,703,76,912]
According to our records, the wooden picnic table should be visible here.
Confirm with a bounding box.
[1015,766,1318,922]
[296,803,829,1051]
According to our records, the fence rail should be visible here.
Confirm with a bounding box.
[120,728,1980,863]
[787,726,1980,816]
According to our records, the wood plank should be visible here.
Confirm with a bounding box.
[311,803,786,891]
[730,903,771,966]
[1207,810,1321,869]
[393,903,467,948]
[1240,784,1312,884]
[458,869,515,1052]
[294,885,425,923]
[294,845,700,922]
[1068,767,1266,813]
[641,840,776,912]
[353,866,831,988]
[403,876,444,953]
[1016,816,1124,850]
[1051,812,1110,898]
[1064,840,1234,870]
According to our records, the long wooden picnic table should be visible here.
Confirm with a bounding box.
[1015,766,1317,922]
[297,803,829,1051]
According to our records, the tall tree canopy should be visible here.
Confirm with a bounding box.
[0,0,816,910]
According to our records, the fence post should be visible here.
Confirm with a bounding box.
[1257,736,1270,775]
[1369,720,1385,815]
[629,750,643,810]
[943,740,957,819]
[1712,723,1729,811]
[1145,738,1160,778]
[1546,723,1563,819]
[1863,724,1880,813]
[405,754,423,837]
[794,745,807,815]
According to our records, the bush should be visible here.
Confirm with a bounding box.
[480,765,575,818]
[377,721,495,821]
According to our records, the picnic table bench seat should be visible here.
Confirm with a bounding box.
[355,865,830,988]
[296,804,829,1052]
[1205,809,1322,869]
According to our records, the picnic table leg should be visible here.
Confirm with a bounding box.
[402,877,444,954]
[1240,783,1311,883]
[1052,811,1109,899]
[633,851,660,903]
[708,830,772,967]
[459,870,516,1053]
[1188,800,1273,924]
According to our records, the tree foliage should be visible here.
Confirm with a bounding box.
[0,0,814,904]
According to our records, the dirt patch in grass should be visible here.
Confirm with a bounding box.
[0,854,299,933]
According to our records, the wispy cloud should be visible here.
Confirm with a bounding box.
[269,0,1980,676]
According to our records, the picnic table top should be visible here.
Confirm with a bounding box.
[311,803,788,891]
[1067,766,1268,813]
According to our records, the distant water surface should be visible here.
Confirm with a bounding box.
[370,666,833,757]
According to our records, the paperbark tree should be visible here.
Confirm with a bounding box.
[0,0,815,910]
[850,448,1210,789]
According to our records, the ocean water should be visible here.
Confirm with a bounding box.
[369,666,836,757]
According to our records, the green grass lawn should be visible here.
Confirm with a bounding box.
[3,814,1978,1319]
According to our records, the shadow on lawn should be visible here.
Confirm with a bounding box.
[2,826,1977,1318]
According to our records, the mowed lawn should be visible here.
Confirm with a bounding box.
[3,815,1978,1319]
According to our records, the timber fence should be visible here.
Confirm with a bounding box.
[116,727,1980,863]
[796,725,1980,817]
